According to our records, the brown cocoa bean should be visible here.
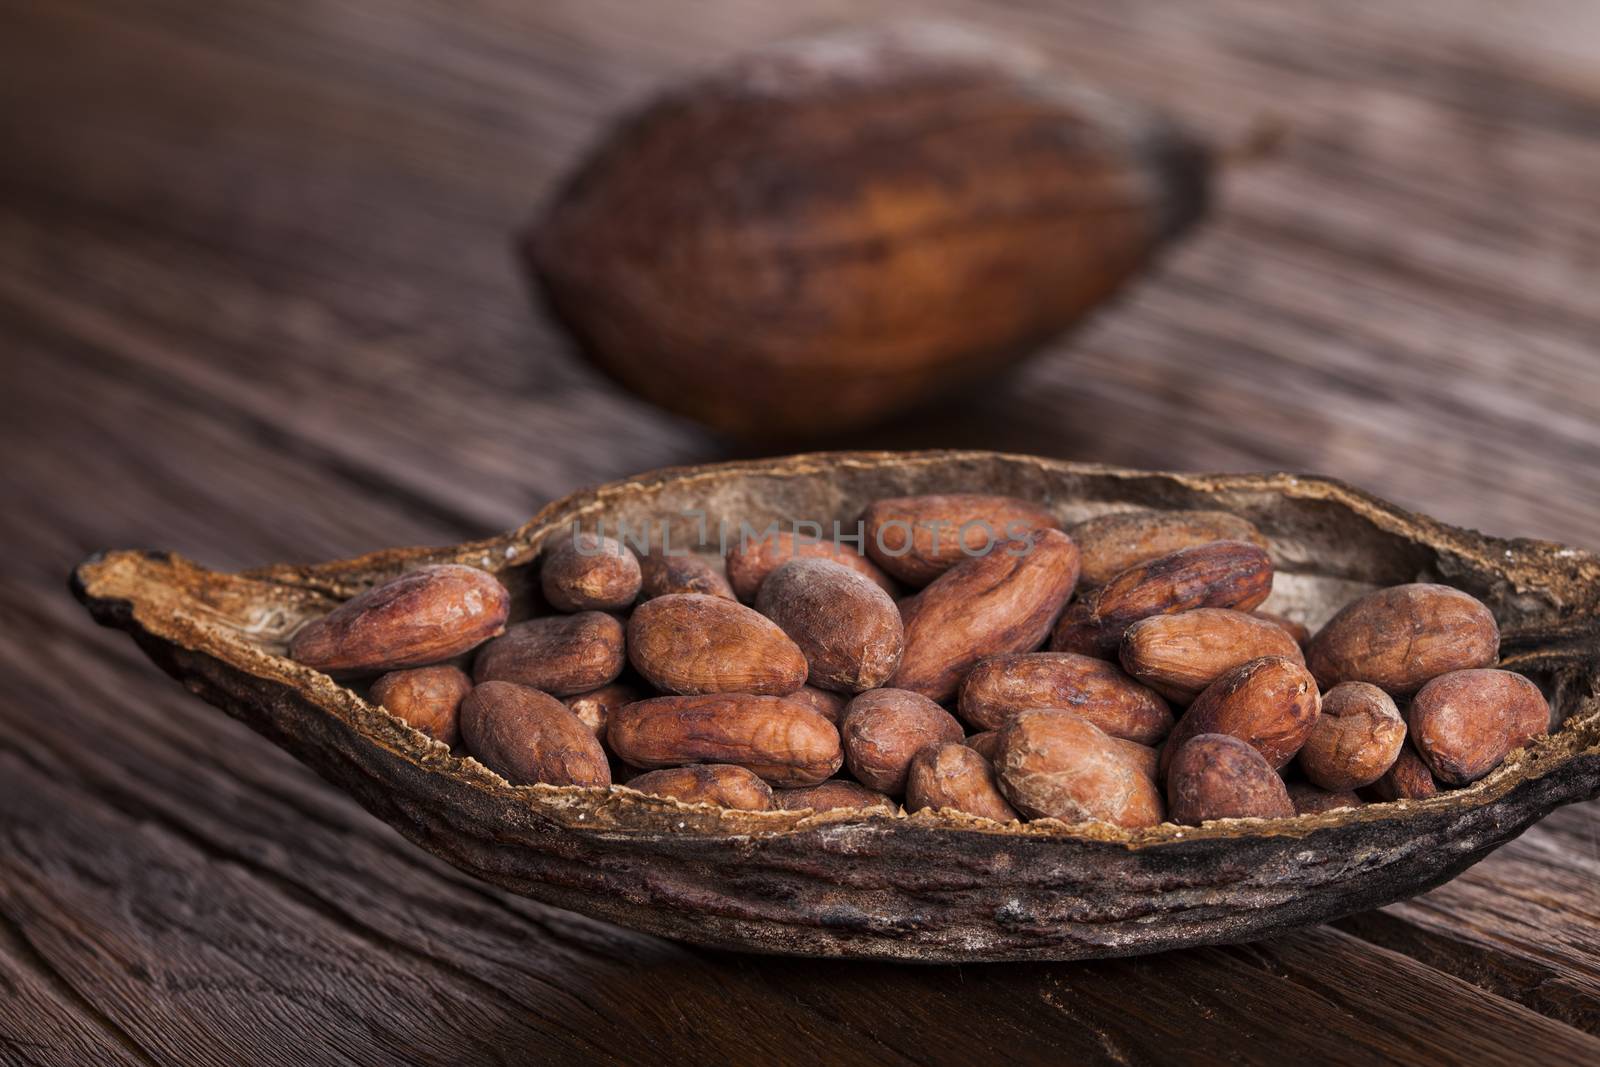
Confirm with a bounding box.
[1159,657,1320,779]
[369,665,472,746]
[474,612,625,696]
[1048,600,1122,659]
[1296,682,1405,790]
[1408,668,1550,785]
[904,743,1019,822]
[627,593,807,695]
[1108,736,1160,782]
[890,528,1080,702]
[459,681,610,787]
[607,694,842,785]
[290,564,509,674]
[755,558,904,693]
[625,764,773,811]
[1363,747,1439,801]
[540,533,642,612]
[957,652,1171,743]
[860,494,1059,586]
[785,685,849,724]
[638,552,734,601]
[1069,510,1267,588]
[1119,608,1303,703]
[840,689,965,795]
[1253,610,1311,647]
[1090,540,1273,633]
[994,709,1164,828]
[964,730,1002,762]
[1167,733,1294,825]
[772,780,897,814]
[560,682,642,739]
[1285,781,1364,815]
[1305,583,1499,696]
[724,531,893,601]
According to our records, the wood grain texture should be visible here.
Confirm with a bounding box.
[2,0,1599,1062]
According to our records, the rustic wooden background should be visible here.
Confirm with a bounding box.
[3,1,1598,1063]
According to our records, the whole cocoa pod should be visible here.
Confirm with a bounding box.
[773,780,897,814]
[860,494,1059,586]
[626,764,773,811]
[474,612,625,696]
[370,665,472,746]
[1069,510,1266,589]
[841,689,965,794]
[290,565,509,674]
[638,552,734,601]
[561,681,642,739]
[1305,583,1499,696]
[1159,656,1320,779]
[891,528,1080,701]
[756,558,904,693]
[905,743,1019,822]
[1090,540,1274,634]
[1408,668,1550,785]
[540,533,641,612]
[608,694,842,785]
[525,25,1211,438]
[627,593,807,696]
[724,531,894,602]
[994,709,1164,828]
[1363,747,1439,801]
[1119,608,1303,703]
[957,652,1171,744]
[1166,734,1294,825]
[459,681,611,787]
[1296,682,1405,791]
[1286,781,1363,815]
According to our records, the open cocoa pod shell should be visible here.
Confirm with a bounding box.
[72,451,1600,962]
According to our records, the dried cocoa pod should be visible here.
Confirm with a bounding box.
[627,593,808,696]
[1363,747,1439,801]
[1253,610,1311,648]
[290,565,509,674]
[1305,583,1499,696]
[957,651,1171,743]
[785,685,849,724]
[1285,781,1364,815]
[638,552,734,601]
[607,694,842,785]
[755,558,904,693]
[526,25,1212,438]
[540,533,642,612]
[1166,734,1294,825]
[1408,668,1550,785]
[474,612,625,696]
[1048,601,1122,659]
[994,709,1164,828]
[726,531,895,602]
[772,780,897,814]
[1296,682,1406,790]
[890,528,1080,701]
[459,681,611,787]
[1158,656,1321,779]
[369,665,472,747]
[561,682,642,739]
[1090,540,1274,634]
[905,743,1019,822]
[1119,608,1304,703]
[1069,510,1267,588]
[841,689,965,795]
[860,494,1060,586]
[625,764,773,811]
[964,730,1002,762]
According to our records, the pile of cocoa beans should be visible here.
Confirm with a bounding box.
[288,496,1551,828]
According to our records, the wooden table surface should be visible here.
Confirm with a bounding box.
[3,1,1599,1063]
